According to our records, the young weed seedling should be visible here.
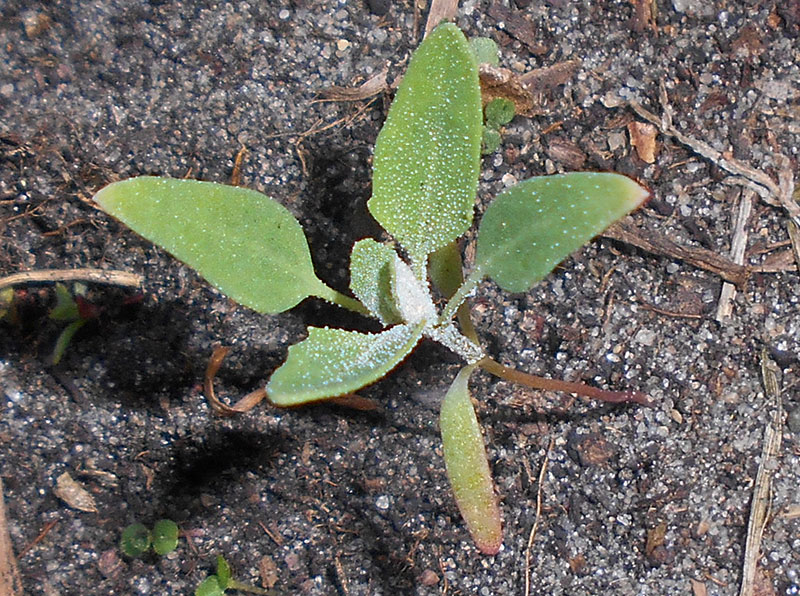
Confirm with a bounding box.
[120,519,180,558]
[93,23,649,554]
[195,555,269,596]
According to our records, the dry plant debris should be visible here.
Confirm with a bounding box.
[54,472,98,513]
[738,351,783,596]
[0,479,22,596]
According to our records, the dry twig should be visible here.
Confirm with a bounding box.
[716,190,754,321]
[424,0,458,38]
[0,268,142,291]
[738,350,783,596]
[524,440,552,596]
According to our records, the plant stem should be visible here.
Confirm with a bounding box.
[478,357,652,407]
[438,268,483,325]
[314,284,371,316]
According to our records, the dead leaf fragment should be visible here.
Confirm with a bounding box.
[54,472,98,513]
[628,121,658,163]
[319,67,388,102]
[690,578,708,596]
[479,64,537,115]
[645,522,667,557]
[546,137,587,170]
[258,555,279,589]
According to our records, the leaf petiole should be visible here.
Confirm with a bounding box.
[478,356,652,407]
[313,284,371,316]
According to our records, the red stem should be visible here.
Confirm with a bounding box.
[478,357,652,407]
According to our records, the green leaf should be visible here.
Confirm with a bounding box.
[50,284,79,321]
[267,324,425,406]
[349,238,402,325]
[368,23,482,269]
[440,365,502,554]
[120,523,151,558]
[151,519,180,555]
[195,576,224,596]
[215,555,232,589]
[469,36,499,66]
[390,256,436,326]
[481,127,502,155]
[51,319,87,365]
[484,98,515,127]
[474,172,649,293]
[93,176,332,314]
[429,241,464,299]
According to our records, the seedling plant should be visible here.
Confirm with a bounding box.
[93,24,649,554]
[120,519,180,558]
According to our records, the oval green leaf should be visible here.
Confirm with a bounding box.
[120,523,151,558]
[151,519,180,555]
[267,324,425,406]
[368,23,482,268]
[349,238,402,325]
[475,172,649,293]
[440,365,502,555]
[94,176,330,314]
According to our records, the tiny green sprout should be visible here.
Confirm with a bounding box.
[482,98,516,155]
[49,283,93,365]
[469,36,500,66]
[195,555,269,596]
[94,23,650,554]
[121,520,180,558]
[151,519,180,555]
[120,523,151,558]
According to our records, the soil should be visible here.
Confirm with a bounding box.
[1,1,799,595]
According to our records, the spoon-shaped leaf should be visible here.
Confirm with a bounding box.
[440,365,502,554]
[267,324,425,406]
[349,238,402,325]
[474,172,649,293]
[368,23,482,270]
[94,176,337,314]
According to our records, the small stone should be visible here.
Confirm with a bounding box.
[418,569,439,586]
[336,39,351,52]
[278,9,290,19]
[375,495,390,510]
[787,407,800,434]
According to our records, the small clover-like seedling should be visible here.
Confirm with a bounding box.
[120,519,180,558]
[195,555,269,596]
[94,23,649,554]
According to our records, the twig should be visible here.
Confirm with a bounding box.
[524,439,552,596]
[424,0,458,38]
[602,220,750,286]
[716,190,754,321]
[627,83,800,226]
[738,350,783,596]
[0,479,23,596]
[0,268,142,291]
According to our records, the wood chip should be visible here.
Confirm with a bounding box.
[645,522,667,557]
[258,554,279,589]
[424,0,458,38]
[54,472,98,513]
[716,190,754,321]
[479,64,538,115]
[487,4,548,55]
[518,60,580,92]
[546,137,586,170]
[0,479,23,596]
[627,121,658,163]
[319,67,388,102]
[691,578,708,596]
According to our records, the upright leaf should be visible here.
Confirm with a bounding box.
[440,365,502,554]
[368,23,482,269]
[349,238,402,325]
[94,176,332,314]
[267,324,425,406]
[474,172,649,292]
